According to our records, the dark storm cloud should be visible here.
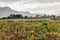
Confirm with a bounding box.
[0,0,60,3]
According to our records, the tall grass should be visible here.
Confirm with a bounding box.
[0,20,60,40]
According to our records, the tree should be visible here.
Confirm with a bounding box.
[24,16,28,19]
[36,15,40,19]
[15,14,23,18]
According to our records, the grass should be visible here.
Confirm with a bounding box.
[0,20,60,40]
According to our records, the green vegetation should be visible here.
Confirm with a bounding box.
[0,20,60,40]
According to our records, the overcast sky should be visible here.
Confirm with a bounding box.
[0,0,60,15]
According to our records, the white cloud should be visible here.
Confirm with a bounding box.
[0,1,60,15]
[0,0,60,3]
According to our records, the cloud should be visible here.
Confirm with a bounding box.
[0,0,60,3]
[0,0,21,3]
[34,0,60,3]
[0,0,60,15]
[4,2,59,15]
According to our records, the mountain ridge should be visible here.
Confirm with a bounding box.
[0,7,36,18]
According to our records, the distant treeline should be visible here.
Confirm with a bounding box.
[1,14,60,20]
